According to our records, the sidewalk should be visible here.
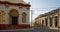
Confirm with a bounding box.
[0,28,34,31]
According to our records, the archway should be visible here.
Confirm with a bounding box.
[9,9,19,26]
[55,16,58,27]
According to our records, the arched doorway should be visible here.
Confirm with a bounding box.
[55,16,58,27]
[45,18,48,26]
[9,9,19,26]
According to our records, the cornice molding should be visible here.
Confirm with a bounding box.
[0,1,31,7]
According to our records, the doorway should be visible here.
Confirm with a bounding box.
[9,9,19,26]
[12,16,18,26]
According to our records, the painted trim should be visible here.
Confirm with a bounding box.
[0,24,30,30]
[0,1,31,7]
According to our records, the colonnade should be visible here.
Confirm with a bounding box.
[42,15,60,28]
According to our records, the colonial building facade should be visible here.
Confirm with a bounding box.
[35,7,60,30]
[0,0,31,29]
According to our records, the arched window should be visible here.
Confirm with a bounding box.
[1,11,6,22]
[22,12,27,23]
[55,16,58,27]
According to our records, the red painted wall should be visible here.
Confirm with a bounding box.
[0,24,30,30]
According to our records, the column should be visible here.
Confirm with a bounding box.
[5,13,9,24]
[58,17,60,28]
[48,18,50,27]
[5,6,9,24]
[52,17,55,28]
[58,12,60,28]
[18,14,22,24]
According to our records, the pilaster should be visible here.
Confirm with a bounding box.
[52,16,55,28]
[47,18,50,27]
[58,12,60,28]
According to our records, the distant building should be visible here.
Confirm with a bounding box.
[0,0,31,29]
[30,20,35,27]
[35,7,60,30]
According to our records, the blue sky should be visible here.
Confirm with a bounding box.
[24,0,60,20]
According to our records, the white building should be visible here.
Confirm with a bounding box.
[0,0,31,29]
[35,7,60,30]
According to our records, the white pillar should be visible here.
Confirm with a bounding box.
[58,17,60,28]
[5,12,9,24]
[18,14,22,24]
[48,18,50,27]
[58,12,60,28]
[5,6,9,24]
[52,17,55,28]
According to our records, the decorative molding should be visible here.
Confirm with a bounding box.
[5,4,9,7]
[19,6,22,8]
[26,6,30,10]
[0,1,31,7]
[9,9,19,16]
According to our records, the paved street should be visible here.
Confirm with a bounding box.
[0,28,60,32]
